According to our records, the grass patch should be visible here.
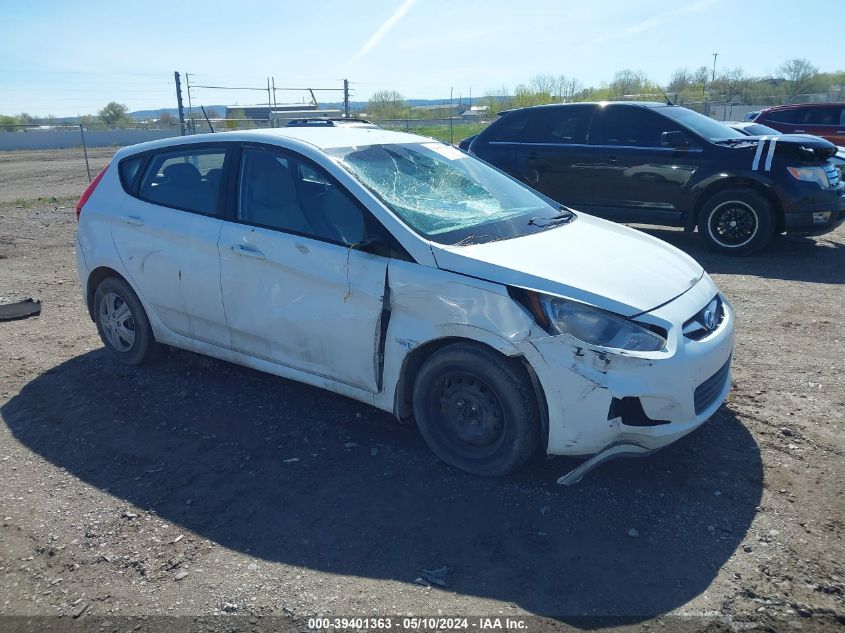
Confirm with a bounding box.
[379,122,488,145]
[1,195,74,209]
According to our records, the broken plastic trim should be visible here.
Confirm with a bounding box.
[557,442,654,486]
[0,298,42,322]
[608,396,671,427]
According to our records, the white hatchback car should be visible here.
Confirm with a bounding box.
[75,127,734,483]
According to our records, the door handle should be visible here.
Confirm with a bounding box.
[124,215,144,227]
[231,244,266,260]
[794,129,805,133]
[607,155,618,164]
[524,151,539,160]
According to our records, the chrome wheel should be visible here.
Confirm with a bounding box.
[98,291,136,352]
[707,200,759,248]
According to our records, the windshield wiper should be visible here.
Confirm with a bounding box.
[528,207,575,228]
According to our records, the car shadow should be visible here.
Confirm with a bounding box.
[2,348,762,623]
[631,225,845,284]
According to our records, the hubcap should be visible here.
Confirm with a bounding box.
[434,371,505,454]
[98,292,135,352]
[708,201,759,248]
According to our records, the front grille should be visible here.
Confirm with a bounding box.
[824,162,841,189]
[694,357,731,415]
[683,295,724,341]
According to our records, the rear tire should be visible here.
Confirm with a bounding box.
[411,343,540,477]
[93,276,159,365]
[699,188,775,256]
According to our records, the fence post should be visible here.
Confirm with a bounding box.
[79,124,92,182]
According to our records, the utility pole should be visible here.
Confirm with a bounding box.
[449,86,454,145]
[343,79,350,118]
[174,71,186,136]
[185,72,194,134]
[712,52,718,83]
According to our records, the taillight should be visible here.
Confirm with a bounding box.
[75,165,109,220]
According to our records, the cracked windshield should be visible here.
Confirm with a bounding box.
[328,142,561,244]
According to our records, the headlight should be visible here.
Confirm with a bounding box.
[539,296,666,352]
[787,166,829,189]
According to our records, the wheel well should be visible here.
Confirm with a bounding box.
[691,179,785,233]
[85,266,128,321]
[393,337,549,449]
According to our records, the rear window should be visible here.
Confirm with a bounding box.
[138,148,226,216]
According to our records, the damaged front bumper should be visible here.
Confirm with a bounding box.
[517,275,734,479]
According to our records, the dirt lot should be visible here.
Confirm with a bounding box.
[0,148,115,202]
[0,194,843,631]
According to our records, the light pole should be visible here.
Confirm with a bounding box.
[712,52,718,83]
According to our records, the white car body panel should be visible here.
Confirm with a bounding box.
[218,222,388,392]
[111,195,230,347]
[75,127,735,468]
[431,212,704,317]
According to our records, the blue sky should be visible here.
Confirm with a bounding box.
[0,0,837,116]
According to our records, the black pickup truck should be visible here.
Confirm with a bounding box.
[466,102,845,255]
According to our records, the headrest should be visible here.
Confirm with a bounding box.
[163,162,202,188]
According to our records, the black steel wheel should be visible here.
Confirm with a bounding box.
[412,343,540,477]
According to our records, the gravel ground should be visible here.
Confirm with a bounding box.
[0,197,842,632]
[0,148,115,202]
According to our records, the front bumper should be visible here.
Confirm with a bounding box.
[778,183,845,236]
[519,276,734,457]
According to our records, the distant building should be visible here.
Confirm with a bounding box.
[226,104,319,120]
[411,103,468,117]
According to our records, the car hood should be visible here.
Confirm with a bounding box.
[430,213,704,317]
[736,133,838,162]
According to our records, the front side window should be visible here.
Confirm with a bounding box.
[592,107,691,147]
[803,107,841,126]
[138,148,226,215]
[327,142,569,245]
[238,147,366,245]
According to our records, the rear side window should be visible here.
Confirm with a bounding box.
[138,148,226,215]
[591,107,685,148]
[119,156,144,191]
[766,109,805,124]
[523,106,591,144]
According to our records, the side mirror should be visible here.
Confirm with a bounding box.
[351,233,391,257]
[661,130,691,149]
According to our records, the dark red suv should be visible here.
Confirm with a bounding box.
[752,103,845,145]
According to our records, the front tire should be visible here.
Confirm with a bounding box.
[93,276,159,365]
[411,343,541,477]
[699,188,775,256]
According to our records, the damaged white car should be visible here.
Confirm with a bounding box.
[74,126,734,483]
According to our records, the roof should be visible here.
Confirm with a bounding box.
[761,102,845,112]
[113,126,434,158]
[500,101,669,115]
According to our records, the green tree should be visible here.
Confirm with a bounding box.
[367,90,407,119]
[98,101,131,125]
[778,58,819,99]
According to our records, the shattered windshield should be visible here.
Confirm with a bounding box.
[327,142,568,245]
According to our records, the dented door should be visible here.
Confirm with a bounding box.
[218,223,388,392]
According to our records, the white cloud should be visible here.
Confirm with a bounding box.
[588,0,719,46]
[348,0,417,65]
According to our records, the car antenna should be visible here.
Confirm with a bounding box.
[659,87,675,106]
[200,106,215,133]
